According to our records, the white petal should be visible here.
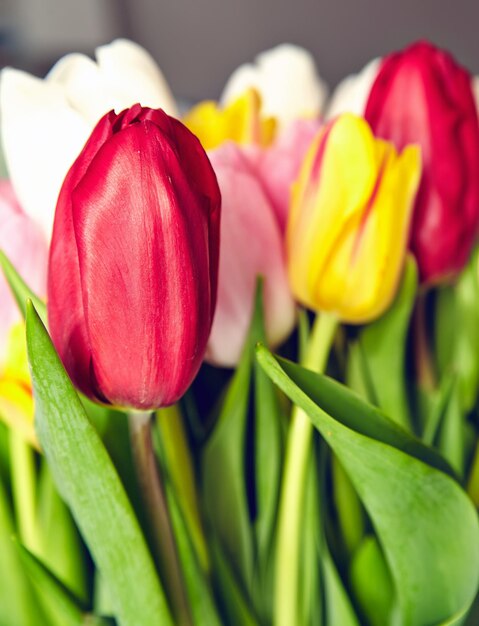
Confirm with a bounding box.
[95,39,178,116]
[47,53,114,125]
[0,68,91,240]
[221,44,328,128]
[326,58,381,120]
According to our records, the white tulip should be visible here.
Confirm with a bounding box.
[221,44,328,128]
[0,39,177,241]
[326,58,381,120]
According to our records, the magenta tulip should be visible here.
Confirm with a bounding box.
[48,105,221,409]
[0,180,47,360]
[206,143,295,367]
[365,41,479,284]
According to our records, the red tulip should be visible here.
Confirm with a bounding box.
[48,105,221,409]
[365,41,479,284]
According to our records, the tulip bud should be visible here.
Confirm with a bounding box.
[206,143,295,366]
[365,41,479,284]
[287,114,421,323]
[183,88,276,151]
[48,105,221,409]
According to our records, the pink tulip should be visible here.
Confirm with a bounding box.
[244,119,322,232]
[0,181,48,361]
[206,143,295,367]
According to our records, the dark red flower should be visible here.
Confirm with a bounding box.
[365,41,479,284]
[48,105,221,409]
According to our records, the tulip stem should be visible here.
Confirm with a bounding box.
[414,293,436,391]
[9,430,40,553]
[155,405,209,572]
[274,311,338,626]
[128,411,192,626]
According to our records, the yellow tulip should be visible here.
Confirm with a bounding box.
[287,113,421,323]
[183,88,276,150]
[0,322,37,447]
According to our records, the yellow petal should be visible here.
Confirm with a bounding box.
[287,113,422,322]
[183,88,276,150]
[0,322,37,447]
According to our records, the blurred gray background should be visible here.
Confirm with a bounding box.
[1,0,479,99]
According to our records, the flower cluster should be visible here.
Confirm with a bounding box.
[1,37,479,626]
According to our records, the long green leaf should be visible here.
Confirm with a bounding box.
[202,285,267,596]
[164,478,222,626]
[256,346,479,626]
[26,301,173,626]
[358,257,417,429]
[36,459,88,602]
[16,541,115,626]
[350,536,393,626]
[0,478,40,626]
[263,351,453,477]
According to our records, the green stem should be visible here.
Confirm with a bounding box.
[156,405,209,571]
[128,411,192,626]
[274,312,338,626]
[467,439,479,507]
[9,429,40,553]
[414,293,436,391]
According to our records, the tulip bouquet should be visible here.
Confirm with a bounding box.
[1,37,479,626]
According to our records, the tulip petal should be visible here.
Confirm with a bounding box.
[71,122,212,407]
[0,181,47,361]
[207,144,295,367]
[0,69,91,239]
[48,113,116,394]
[47,53,117,125]
[95,39,178,117]
[251,118,321,231]
[221,44,328,127]
[326,58,380,120]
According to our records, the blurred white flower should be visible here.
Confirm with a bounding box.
[325,58,381,119]
[221,44,328,128]
[0,39,177,241]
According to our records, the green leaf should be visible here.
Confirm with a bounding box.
[0,478,40,626]
[0,250,47,324]
[437,377,465,478]
[16,540,86,626]
[26,301,173,626]
[358,256,417,429]
[252,289,284,617]
[350,536,393,626]
[210,538,259,626]
[202,283,266,595]
[323,549,359,626]
[17,541,115,626]
[261,350,454,477]
[332,456,364,557]
[435,249,479,412]
[0,421,10,486]
[164,477,222,626]
[298,452,322,626]
[256,347,479,626]
[202,347,253,591]
[36,459,88,602]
